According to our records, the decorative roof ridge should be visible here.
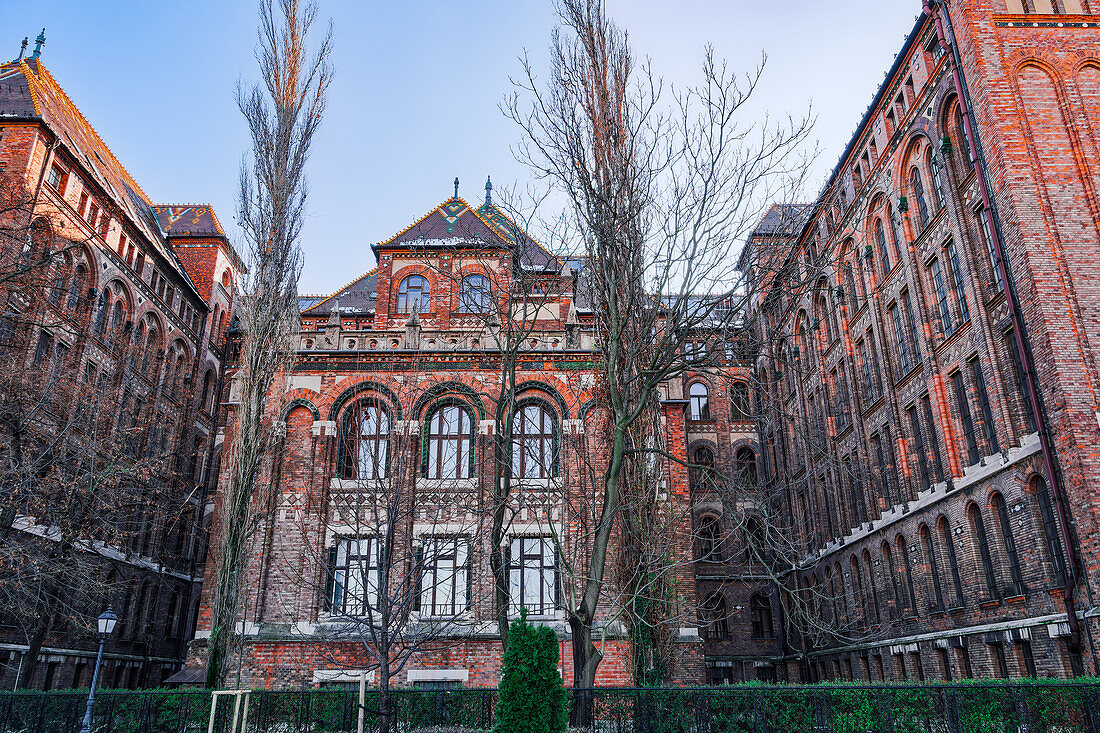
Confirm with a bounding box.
[373,196,478,250]
[472,202,561,267]
[27,61,154,205]
[301,266,379,314]
[14,60,42,116]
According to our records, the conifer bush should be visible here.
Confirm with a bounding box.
[492,609,567,733]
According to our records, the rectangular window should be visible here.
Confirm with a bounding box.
[946,241,970,323]
[33,331,53,365]
[929,258,954,337]
[78,191,88,216]
[990,643,1009,678]
[328,537,381,616]
[903,290,921,363]
[858,339,874,397]
[1018,640,1037,678]
[952,371,979,465]
[969,358,1000,454]
[978,208,1004,293]
[908,406,931,492]
[921,395,945,483]
[508,536,558,615]
[1005,330,1037,433]
[419,537,470,617]
[87,203,99,228]
[46,164,65,192]
[889,303,911,374]
[884,424,901,504]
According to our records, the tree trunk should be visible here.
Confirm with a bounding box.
[569,613,601,729]
[379,655,391,733]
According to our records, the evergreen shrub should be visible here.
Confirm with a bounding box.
[492,609,567,733]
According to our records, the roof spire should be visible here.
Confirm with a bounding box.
[453,177,459,200]
[17,37,27,62]
[31,29,44,59]
[484,175,492,206]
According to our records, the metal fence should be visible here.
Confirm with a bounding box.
[3,683,1100,733]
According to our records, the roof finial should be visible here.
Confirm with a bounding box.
[484,175,492,206]
[453,177,460,200]
[31,29,44,59]
[17,37,28,62]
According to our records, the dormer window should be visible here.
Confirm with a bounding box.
[397,275,430,314]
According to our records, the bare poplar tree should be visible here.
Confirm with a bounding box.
[507,0,813,711]
[205,0,332,687]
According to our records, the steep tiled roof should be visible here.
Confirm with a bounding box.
[0,59,200,292]
[152,205,226,237]
[302,268,378,316]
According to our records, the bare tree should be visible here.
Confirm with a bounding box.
[0,177,195,684]
[506,0,813,709]
[205,0,332,688]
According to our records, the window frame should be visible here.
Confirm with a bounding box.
[507,535,558,616]
[424,403,474,480]
[396,274,431,314]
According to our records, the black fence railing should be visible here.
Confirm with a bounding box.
[3,683,1100,733]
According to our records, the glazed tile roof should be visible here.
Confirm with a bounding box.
[152,205,226,237]
[0,58,204,294]
[306,196,564,316]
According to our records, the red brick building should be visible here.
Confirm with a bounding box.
[740,0,1100,681]
[0,49,240,689]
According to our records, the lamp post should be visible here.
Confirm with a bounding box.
[80,607,118,733]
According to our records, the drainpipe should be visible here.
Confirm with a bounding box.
[924,0,1096,672]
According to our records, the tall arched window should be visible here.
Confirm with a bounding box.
[730,381,751,422]
[851,556,866,625]
[459,275,491,313]
[874,219,891,275]
[897,534,917,616]
[968,503,999,600]
[49,255,70,306]
[862,550,880,623]
[736,447,757,487]
[397,275,430,314]
[166,588,183,639]
[690,446,714,490]
[954,106,973,173]
[883,541,901,619]
[697,515,722,561]
[701,592,730,640]
[927,148,946,212]
[992,493,1024,596]
[689,382,710,420]
[910,167,930,228]
[920,524,944,610]
[339,401,390,480]
[426,404,473,479]
[67,263,87,312]
[815,293,834,344]
[93,290,110,334]
[842,261,859,311]
[513,401,556,479]
[1032,476,1067,586]
[750,593,774,639]
[200,371,214,412]
[938,515,965,608]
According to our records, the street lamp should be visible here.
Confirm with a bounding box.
[80,607,118,733]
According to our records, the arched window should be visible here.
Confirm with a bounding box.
[920,524,944,610]
[954,106,973,173]
[701,592,730,640]
[49,255,70,306]
[67,263,87,312]
[397,275,430,314]
[735,447,757,487]
[93,291,110,334]
[339,401,390,480]
[689,382,709,420]
[425,404,473,479]
[897,535,917,616]
[968,503,999,600]
[883,541,901,619]
[862,550,880,623]
[745,516,766,562]
[697,515,723,561]
[750,593,774,639]
[938,515,965,608]
[815,293,834,345]
[910,166,930,228]
[166,588,183,639]
[1032,476,1067,586]
[142,327,159,374]
[200,371,214,412]
[730,381,751,422]
[927,148,946,212]
[850,556,866,625]
[513,401,556,479]
[874,219,891,275]
[992,493,1024,596]
[110,298,126,333]
[459,275,491,313]
[690,446,714,490]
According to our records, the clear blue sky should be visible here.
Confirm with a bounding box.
[6,1,921,295]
